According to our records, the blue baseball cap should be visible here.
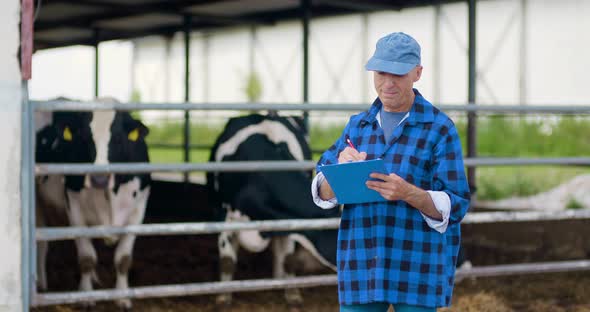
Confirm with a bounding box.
[365,32,421,75]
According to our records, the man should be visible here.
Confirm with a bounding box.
[311,32,470,312]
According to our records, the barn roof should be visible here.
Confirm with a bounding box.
[34,0,463,50]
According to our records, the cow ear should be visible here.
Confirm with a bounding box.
[128,120,149,141]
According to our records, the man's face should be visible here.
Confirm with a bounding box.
[373,66,422,112]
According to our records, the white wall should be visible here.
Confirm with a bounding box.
[30,40,132,101]
[0,0,23,311]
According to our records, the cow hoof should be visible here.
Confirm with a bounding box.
[215,293,233,306]
[285,288,303,306]
[116,299,132,311]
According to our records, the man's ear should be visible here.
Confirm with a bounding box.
[414,65,423,82]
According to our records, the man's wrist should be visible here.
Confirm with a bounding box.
[403,184,442,220]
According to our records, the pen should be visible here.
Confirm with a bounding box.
[346,138,356,150]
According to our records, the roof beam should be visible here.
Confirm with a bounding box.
[314,0,403,11]
[35,22,229,50]
[36,0,274,32]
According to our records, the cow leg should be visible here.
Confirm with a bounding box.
[216,231,238,305]
[272,236,303,306]
[114,234,135,310]
[37,241,48,291]
[73,235,98,310]
[113,186,149,311]
[66,191,98,307]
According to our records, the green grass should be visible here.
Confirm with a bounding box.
[145,115,590,200]
[476,166,590,200]
[566,198,584,210]
[148,148,210,163]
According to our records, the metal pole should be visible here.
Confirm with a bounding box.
[32,260,590,306]
[20,81,33,312]
[35,209,590,242]
[203,32,210,114]
[31,100,590,114]
[94,29,99,99]
[467,0,477,194]
[434,4,442,104]
[301,0,311,136]
[519,0,527,106]
[164,35,173,101]
[361,14,369,103]
[183,15,191,183]
[33,157,590,176]
[249,26,256,80]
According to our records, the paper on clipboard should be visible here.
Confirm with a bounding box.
[320,158,388,204]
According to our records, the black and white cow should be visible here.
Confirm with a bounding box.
[207,113,339,307]
[35,99,151,310]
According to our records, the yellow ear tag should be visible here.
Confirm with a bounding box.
[63,127,73,141]
[128,128,139,142]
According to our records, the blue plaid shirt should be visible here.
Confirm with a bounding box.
[316,90,470,308]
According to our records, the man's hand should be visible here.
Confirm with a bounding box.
[365,172,412,201]
[366,172,442,220]
[319,147,367,200]
[337,147,367,163]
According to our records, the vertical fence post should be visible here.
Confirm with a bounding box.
[519,0,527,107]
[20,81,35,311]
[467,0,477,194]
[301,0,311,137]
[20,1,34,309]
[94,29,100,99]
[183,15,192,183]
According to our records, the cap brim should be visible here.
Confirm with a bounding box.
[365,57,417,75]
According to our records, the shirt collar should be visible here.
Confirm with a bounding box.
[360,89,435,126]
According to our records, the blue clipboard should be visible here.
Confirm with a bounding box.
[320,158,388,204]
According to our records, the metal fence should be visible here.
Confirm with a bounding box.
[26,100,590,308]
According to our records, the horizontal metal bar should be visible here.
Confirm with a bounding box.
[455,260,590,279]
[35,160,317,175]
[149,142,326,155]
[463,209,590,223]
[463,157,590,166]
[36,218,341,241]
[33,260,590,306]
[32,274,338,307]
[36,209,590,242]
[32,101,368,112]
[31,100,590,114]
[35,157,590,175]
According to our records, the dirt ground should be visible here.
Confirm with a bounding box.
[32,218,590,312]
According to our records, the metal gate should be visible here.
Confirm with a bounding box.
[23,98,590,308]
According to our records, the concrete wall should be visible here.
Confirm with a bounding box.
[0,0,23,311]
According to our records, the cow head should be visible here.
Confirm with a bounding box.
[35,99,151,228]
